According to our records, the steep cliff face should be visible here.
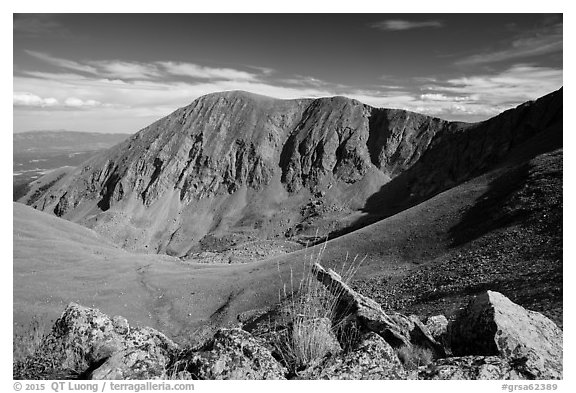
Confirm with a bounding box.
[360,88,563,218]
[21,88,562,256]
[41,92,308,214]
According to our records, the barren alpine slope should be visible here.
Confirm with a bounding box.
[19,89,562,259]
[14,88,562,341]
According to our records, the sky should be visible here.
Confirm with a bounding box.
[13,13,563,134]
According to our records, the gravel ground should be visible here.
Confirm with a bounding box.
[352,149,563,327]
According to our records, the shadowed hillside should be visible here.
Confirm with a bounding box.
[19,89,562,260]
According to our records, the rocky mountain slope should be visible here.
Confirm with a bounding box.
[14,142,562,345]
[14,88,563,380]
[14,282,562,380]
[19,88,562,257]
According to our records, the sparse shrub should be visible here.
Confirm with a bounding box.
[272,242,364,374]
[14,318,90,380]
[395,345,434,370]
[161,358,195,380]
[13,318,48,363]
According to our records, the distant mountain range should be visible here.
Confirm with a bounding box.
[14,130,131,154]
[13,130,131,201]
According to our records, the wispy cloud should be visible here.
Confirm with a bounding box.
[63,97,102,108]
[419,93,473,102]
[25,51,162,80]
[346,64,561,121]
[456,22,562,65]
[25,50,98,74]
[415,64,562,119]
[158,61,258,81]
[370,19,444,31]
[12,68,337,132]
[14,14,69,37]
[24,51,268,82]
[90,61,161,79]
[14,49,562,132]
[436,64,562,101]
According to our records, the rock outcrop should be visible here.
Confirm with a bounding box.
[14,287,563,380]
[312,262,445,357]
[90,348,170,380]
[425,315,450,352]
[20,89,562,256]
[418,356,524,380]
[297,332,406,379]
[171,328,287,380]
[449,290,563,379]
[13,303,179,380]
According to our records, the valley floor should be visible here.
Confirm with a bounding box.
[13,148,563,350]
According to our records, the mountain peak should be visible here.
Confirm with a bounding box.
[22,89,562,256]
[197,90,280,104]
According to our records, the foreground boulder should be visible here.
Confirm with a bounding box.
[449,291,563,379]
[90,347,170,380]
[418,356,524,380]
[14,288,563,380]
[312,262,445,357]
[425,315,449,350]
[298,332,406,379]
[172,328,287,380]
[14,303,178,379]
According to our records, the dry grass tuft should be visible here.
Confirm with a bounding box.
[272,241,364,374]
[13,318,48,363]
[395,345,434,370]
[13,318,91,380]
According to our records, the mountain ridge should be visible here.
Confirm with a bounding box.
[19,88,562,256]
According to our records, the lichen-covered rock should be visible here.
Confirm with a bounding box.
[425,315,448,338]
[425,315,449,350]
[90,347,169,380]
[312,262,445,357]
[418,356,524,380]
[449,291,563,379]
[298,332,406,380]
[177,328,287,380]
[15,303,178,379]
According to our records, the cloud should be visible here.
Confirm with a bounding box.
[456,23,562,65]
[14,51,562,132]
[24,51,266,81]
[89,61,161,79]
[13,91,102,109]
[13,69,339,132]
[14,14,68,37]
[63,97,102,107]
[370,19,443,31]
[413,64,562,120]
[25,50,98,74]
[346,64,561,121]
[158,61,258,81]
[13,92,59,107]
[246,65,275,75]
[436,64,562,101]
[420,93,474,102]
